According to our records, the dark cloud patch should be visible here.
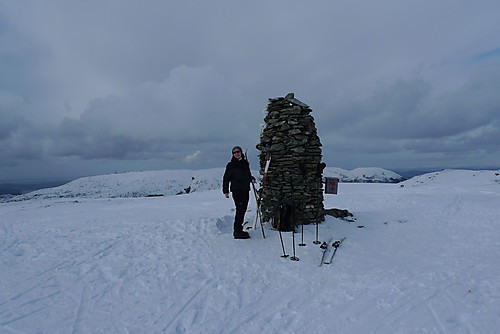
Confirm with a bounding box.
[0,109,23,140]
[317,67,500,161]
[50,65,260,162]
[402,120,500,155]
[326,74,500,141]
[0,121,45,163]
[473,47,500,62]
[0,93,47,163]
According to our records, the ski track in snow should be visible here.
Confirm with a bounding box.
[0,170,499,333]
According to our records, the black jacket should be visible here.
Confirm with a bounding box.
[223,157,252,193]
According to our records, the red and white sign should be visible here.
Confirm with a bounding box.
[325,177,339,194]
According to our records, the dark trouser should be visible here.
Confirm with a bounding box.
[232,191,249,234]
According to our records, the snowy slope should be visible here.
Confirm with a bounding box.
[7,168,226,201]
[4,167,404,202]
[1,169,499,333]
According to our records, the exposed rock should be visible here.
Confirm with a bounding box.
[323,208,354,220]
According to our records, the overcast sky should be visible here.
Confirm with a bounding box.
[1,0,499,181]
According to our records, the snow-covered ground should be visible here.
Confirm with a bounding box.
[1,169,499,333]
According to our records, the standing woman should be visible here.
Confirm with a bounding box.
[223,146,255,239]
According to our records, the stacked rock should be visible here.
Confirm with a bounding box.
[256,93,325,227]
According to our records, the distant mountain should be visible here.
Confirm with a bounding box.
[0,179,73,196]
[324,167,405,183]
[3,167,405,202]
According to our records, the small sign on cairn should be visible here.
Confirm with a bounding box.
[256,93,326,227]
[325,177,340,194]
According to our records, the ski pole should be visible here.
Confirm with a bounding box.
[299,223,306,246]
[313,222,321,244]
[290,229,299,261]
[279,230,289,258]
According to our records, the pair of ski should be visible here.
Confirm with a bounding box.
[318,237,345,266]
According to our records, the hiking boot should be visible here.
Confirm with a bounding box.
[233,231,250,239]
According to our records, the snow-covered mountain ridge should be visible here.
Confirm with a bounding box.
[324,167,404,183]
[4,167,405,201]
[402,168,500,187]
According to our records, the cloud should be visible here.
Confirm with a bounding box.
[1,0,500,178]
[318,66,500,154]
[49,65,259,162]
[0,92,49,163]
[0,95,23,140]
[184,151,202,164]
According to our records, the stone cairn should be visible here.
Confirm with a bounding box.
[256,93,325,228]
